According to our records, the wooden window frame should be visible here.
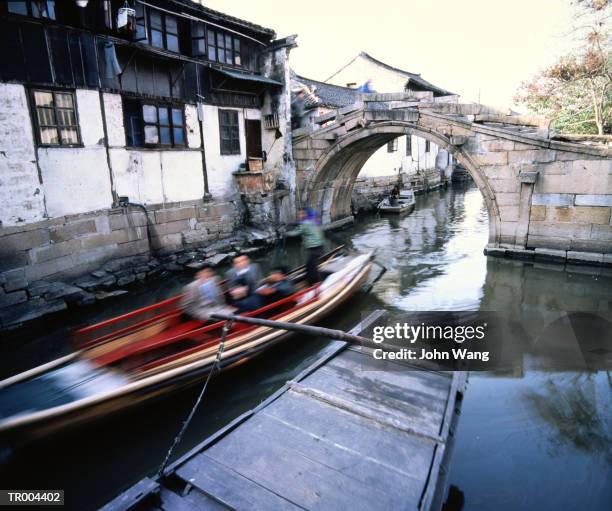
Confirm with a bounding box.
[31,88,82,148]
[204,27,242,66]
[147,9,179,52]
[6,0,56,20]
[406,135,412,156]
[141,102,186,148]
[425,139,431,153]
[387,138,398,153]
[219,109,240,155]
[123,98,186,149]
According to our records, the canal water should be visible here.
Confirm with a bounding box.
[1,183,610,511]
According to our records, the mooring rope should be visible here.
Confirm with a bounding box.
[156,319,234,479]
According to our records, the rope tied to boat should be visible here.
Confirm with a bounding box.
[156,318,235,479]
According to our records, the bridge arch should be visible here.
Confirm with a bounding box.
[292,98,611,255]
[303,121,501,245]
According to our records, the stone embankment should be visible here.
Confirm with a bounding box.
[0,196,275,330]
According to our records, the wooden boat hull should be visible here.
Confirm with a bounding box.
[0,254,373,445]
[379,202,415,215]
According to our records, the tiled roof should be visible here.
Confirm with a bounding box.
[294,75,359,109]
[172,1,276,39]
[326,51,454,97]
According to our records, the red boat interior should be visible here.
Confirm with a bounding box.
[72,248,345,376]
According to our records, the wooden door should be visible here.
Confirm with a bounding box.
[245,119,262,159]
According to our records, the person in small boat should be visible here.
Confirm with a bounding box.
[257,266,296,303]
[226,255,263,313]
[181,264,229,320]
[389,185,400,206]
[287,207,325,285]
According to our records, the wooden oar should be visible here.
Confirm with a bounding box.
[208,311,403,354]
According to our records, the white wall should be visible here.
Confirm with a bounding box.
[0,84,46,226]
[38,89,114,217]
[105,93,206,205]
[202,104,260,198]
[327,54,409,93]
[359,135,439,178]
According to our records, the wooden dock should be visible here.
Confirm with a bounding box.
[103,311,467,511]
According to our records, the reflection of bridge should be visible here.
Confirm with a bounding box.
[292,93,612,261]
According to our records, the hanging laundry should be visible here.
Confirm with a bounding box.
[103,42,122,79]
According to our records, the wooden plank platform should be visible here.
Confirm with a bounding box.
[103,311,467,511]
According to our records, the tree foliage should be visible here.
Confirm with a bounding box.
[515,0,611,134]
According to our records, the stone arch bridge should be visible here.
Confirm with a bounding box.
[292,93,612,262]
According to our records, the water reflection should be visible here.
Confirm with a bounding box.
[1,183,611,510]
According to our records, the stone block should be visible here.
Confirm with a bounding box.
[569,238,612,254]
[534,248,567,262]
[480,140,515,152]
[474,152,508,166]
[29,239,81,264]
[115,239,150,258]
[530,221,592,239]
[44,282,86,302]
[495,192,520,206]
[151,219,190,237]
[508,149,556,164]
[24,255,75,281]
[0,290,27,308]
[4,275,28,292]
[0,251,29,272]
[498,205,519,222]
[49,220,96,243]
[546,206,572,223]
[530,205,546,221]
[506,248,535,261]
[109,211,148,230]
[531,193,574,206]
[591,224,612,241]
[566,251,604,265]
[27,280,51,298]
[484,247,506,257]
[154,207,196,224]
[571,206,611,225]
[1,229,50,252]
[574,195,612,207]
[116,274,136,286]
[527,234,571,251]
[489,179,519,193]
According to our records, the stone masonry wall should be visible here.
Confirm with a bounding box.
[0,198,251,329]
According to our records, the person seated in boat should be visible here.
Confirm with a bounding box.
[181,264,231,321]
[257,266,296,303]
[389,185,400,206]
[226,255,263,313]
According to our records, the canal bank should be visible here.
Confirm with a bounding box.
[1,183,610,510]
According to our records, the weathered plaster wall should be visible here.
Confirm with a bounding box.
[0,83,46,225]
[202,105,260,198]
[104,94,206,205]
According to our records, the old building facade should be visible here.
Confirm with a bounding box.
[0,0,295,283]
[325,52,457,179]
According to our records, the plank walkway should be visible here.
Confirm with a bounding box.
[103,311,467,511]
